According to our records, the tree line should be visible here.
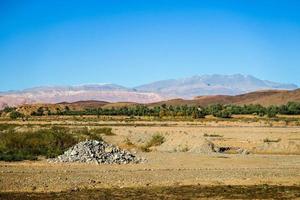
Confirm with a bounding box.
[31,101,300,119]
[1,102,300,120]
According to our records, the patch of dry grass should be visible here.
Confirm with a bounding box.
[140,134,165,152]
[203,133,223,137]
[263,138,281,143]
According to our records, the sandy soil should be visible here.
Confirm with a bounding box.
[1,153,300,192]
[107,126,300,154]
[0,119,300,196]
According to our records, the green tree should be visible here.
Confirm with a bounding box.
[213,109,232,118]
[9,111,24,120]
[266,106,277,118]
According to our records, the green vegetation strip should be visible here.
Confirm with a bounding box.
[0,126,114,161]
[2,102,300,120]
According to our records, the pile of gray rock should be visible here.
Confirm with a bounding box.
[49,140,144,164]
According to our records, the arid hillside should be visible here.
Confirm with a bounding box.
[135,74,298,98]
[9,89,300,116]
[150,89,300,107]
[0,75,298,110]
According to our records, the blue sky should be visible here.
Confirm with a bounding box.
[0,0,300,91]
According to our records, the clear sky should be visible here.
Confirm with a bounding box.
[0,0,300,91]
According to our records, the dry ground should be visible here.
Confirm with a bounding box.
[0,153,300,193]
[0,117,300,198]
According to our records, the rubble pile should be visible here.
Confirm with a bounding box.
[49,140,144,164]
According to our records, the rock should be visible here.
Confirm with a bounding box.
[49,140,145,164]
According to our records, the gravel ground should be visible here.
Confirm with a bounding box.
[1,120,300,198]
[0,153,299,193]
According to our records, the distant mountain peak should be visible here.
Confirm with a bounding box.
[0,74,298,109]
[135,74,298,98]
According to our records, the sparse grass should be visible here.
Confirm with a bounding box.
[124,137,134,146]
[140,145,152,152]
[122,137,138,150]
[177,144,189,152]
[90,127,115,136]
[146,134,165,147]
[0,124,18,131]
[72,127,103,141]
[263,138,281,143]
[140,134,165,152]
[203,133,223,137]
[288,138,300,141]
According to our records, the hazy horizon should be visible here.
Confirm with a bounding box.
[0,73,298,92]
[1,1,300,91]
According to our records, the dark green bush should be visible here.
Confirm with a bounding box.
[213,110,232,118]
[2,106,16,113]
[23,101,300,118]
[0,124,18,131]
[266,106,277,118]
[9,111,24,120]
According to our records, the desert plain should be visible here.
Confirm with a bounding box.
[0,116,300,199]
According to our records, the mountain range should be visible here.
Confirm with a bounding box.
[136,74,297,98]
[0,74,298,109]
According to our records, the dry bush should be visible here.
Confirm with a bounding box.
[90,127,115,136]
[203,133,223,137]
[263,138,281,143]
[140,134,165,152]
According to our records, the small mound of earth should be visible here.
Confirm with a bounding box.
[187,139,217,154]
[190,139,250,155]
[49,140,144,164]
[199,139,216,153]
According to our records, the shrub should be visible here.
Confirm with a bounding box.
[124,138,134,146]
[0,152,37,162]
[86,133,103,141]
[213,110,232,118]
[141,134,165,152]
[2,107,16,113]
[90,127,114,136]
[73,127,103,141]
[203,133,223,137]
[9,111,24,120]
[266,112,276,118]
[140,145,151,152]
[146,134,165,147]
[0,127,77,161]
[0,124,18,131]
[177,144,189,152]
[263,138,281,143]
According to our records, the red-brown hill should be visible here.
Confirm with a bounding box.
[12,89,300,115]
[149,89,300,107]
